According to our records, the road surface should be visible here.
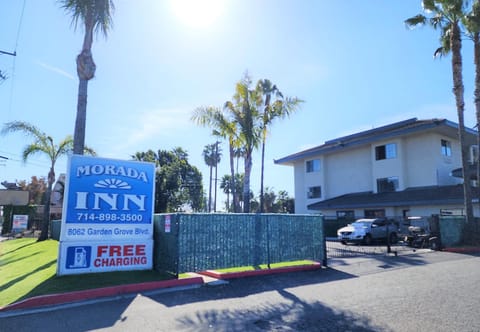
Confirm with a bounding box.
[1,251,479,331]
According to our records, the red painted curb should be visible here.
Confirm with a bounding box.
[198,263,322,280]
[443,247,480,254]
[0,277,204,312]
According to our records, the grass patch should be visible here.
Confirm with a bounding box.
[214,260,317,273]
[0,238,173,307]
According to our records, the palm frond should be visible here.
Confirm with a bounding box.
[59,0,114,37]
[405,14,428,28]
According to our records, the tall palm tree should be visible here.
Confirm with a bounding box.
[225,74,262,213]
[192,106,241,212]
[256,79,303,213]
[213,141,222,212]
[203,144,215,212]
[1,121,95,241]
[406,0,474,224]
[220,174,232,211]
[59,0,114,154]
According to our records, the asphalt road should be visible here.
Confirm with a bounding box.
[1,251,479,332]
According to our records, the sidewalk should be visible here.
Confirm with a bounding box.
[0,263,322,314]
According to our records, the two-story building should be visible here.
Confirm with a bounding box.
[274,118,479,218]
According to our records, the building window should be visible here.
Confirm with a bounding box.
[337,210,355,221]
[307,186,321,199]
[376,177,399,193]
[375,143,397,160]
[441,139,452,157]
[306,159,321,173]
[364,209,385,218]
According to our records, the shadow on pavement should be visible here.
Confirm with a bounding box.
[175,295,388,332]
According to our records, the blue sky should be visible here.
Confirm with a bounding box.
[1,1,479,209]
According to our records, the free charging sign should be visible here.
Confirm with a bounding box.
[60,155,155,241]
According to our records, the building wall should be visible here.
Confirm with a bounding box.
[319,204,478,219]
[292,129,465,214]
[324,146,371,198]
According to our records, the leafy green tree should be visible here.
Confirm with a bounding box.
[18,176,47,205]
[131,150,158,164]
[406,0,474,224]
[1,121,95,241]
[275,190,294,213]
[133,148,204,212]
[256,79,303,212]
[59,0,115,154]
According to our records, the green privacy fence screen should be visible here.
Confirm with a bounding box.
[439,216,466,247]
[154,213,324,275]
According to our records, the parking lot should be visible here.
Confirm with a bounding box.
[325,239,425,261]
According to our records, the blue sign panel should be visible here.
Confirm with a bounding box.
[60,155,155,242]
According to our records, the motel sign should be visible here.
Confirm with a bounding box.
[57,155,155,275]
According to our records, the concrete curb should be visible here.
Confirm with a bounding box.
[0,277,204,312]
[197,263,322,280]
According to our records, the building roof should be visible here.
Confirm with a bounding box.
[307,185,479,210]
[275,118,476,165]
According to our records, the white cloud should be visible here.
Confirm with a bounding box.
[35,60,75,80]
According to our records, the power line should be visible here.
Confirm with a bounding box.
[4,0,27,120]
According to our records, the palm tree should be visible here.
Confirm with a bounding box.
[59,0,114,154]
[220,174,232,211]
[213,142,222,212]
[192,106,241,212]
[406,0,474,224]
[203,143,221,212]
[256,79,303,213]
[225,74,262,213]
[1,121,95,241]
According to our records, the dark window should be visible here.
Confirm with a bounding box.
[377,177,399,193]
[306,159,320,173]
[375,143,396,160]
[307,186,321,199]
[364,209,385,218]
[336,210,355,221]
[441,139,452,156]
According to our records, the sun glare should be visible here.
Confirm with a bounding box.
[170,0,224,28]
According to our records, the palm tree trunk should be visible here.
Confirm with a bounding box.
[451,23,474,224]
[38,167,55,241]
[474,32,480,230]
[229,142,238,213]
[73,19,96,155]
[208,165,212,212]
[243,152,252,213]
[73,79,88,154]
[214,142,218,212]
[260,136,266,213]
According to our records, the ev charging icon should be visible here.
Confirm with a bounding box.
[66,246,91,269]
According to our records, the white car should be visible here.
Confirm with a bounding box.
[337,218,399,245]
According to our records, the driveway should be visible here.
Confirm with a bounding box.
[1,251,479,331]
